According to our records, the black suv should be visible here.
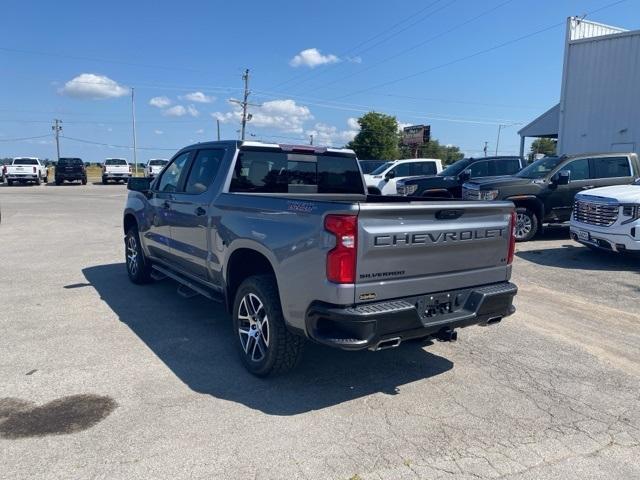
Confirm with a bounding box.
[396,156,524,198]
[55,157,87,185]
[463,153,640,241]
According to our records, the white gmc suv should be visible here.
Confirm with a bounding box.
[570,179,640,254]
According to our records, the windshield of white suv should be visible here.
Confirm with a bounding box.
[516,156,562,179]
[369,162,393,175]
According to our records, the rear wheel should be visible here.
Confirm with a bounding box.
[232,275,304,376]
[35,176,41,186]
[82,177,87,185]
[514,207,539,242]
[125,226,153,284]
[7,180,13,186]
[43,174,48,184]
[102,177,108,185]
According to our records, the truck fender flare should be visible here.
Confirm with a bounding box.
[505,195,544,220]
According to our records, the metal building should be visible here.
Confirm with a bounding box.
[519,17,640,157]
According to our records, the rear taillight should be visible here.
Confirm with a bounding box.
[129,165,132,174]
[507,211,516,264]
[33,166,36,173]
[324,214,358,284]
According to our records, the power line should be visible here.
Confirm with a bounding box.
[61,135,177,151]
[268,0,452,91]
[305,0,518,94]
[331,0,630,100]
[0,134,52,142]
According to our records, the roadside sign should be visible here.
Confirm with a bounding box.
[402,125,431,145]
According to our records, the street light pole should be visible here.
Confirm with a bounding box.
[131,87,138,176]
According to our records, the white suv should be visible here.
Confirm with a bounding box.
[570,180,640,253]
[363,158,443,195]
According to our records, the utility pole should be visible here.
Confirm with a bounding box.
[483,141,488,157]
[229,69,260,141]
[216,119,221,141]
[309,134,314,145]
[52,119,62,161]
[131,88,138,176]
[495,124,505,156]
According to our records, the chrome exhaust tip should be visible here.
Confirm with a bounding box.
[370,337,402,351]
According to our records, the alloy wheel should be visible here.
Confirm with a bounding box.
[126,235,139,276]
[515,213,532,239]
[237,293,270,362]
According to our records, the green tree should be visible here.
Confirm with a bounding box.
[399,138,464,166]
[530,138,556,158]
[346,112,399,160]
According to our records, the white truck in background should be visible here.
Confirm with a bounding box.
[144,159,168,179]
[571,179,640,254]
[4,157,48,185]
[102,158,131,184]
[363,158,443,195]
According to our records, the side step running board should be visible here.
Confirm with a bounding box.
[151,264,222,302]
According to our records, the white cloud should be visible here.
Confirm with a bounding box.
[289,48,339,68]
[195,129,204,134]
[163,104,199,117]
[305,119,359,146]
[397,121,413,131]
[59,73,128,99]
[181,91,215,103]
[149,96,172,108]
[154,129,163,135]
[346,56,363,64]
[213,98,313,133]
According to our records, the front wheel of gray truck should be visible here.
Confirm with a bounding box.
[233,275,304,377]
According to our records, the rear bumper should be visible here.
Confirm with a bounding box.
[56,173,86,180]
[7,174,37,180]
[305,282,517,350]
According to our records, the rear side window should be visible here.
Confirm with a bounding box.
[392,163,413,177]
[412,162,437,176]
[157,152,190,193]
[230,150,363,194]
[592,156,631,178]
[493,159,521,176]
[184,149,224,194]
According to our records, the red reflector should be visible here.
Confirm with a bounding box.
[507,211,516,264]
[324,214,358,284]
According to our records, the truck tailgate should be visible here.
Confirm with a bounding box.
[355,201,513,302]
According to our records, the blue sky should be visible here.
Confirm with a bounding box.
[1,0,638,161]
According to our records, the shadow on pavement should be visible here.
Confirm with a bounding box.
[83,263,453,415]
[517,242,639,273]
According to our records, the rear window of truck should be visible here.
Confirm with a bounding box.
[105,159,127,165]
[230,150,364,194]
[13,159,38,165]
[58,158,83,166]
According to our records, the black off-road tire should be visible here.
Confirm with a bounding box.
[232,275,304,377]
[102,177,108,185]
[125,226,153,284]
[514,207,539,242]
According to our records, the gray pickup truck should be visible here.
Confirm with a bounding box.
[124,141,518,376]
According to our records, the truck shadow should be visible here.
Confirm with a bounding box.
[517,243,639,273]
[82,263,453,415]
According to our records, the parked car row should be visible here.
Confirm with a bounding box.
[371,153,640,251]
[1,157,169,185]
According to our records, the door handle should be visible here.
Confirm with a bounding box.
[195,207,207,216]
[582,185,595,190]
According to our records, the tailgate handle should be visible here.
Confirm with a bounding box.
[435,209,463,220]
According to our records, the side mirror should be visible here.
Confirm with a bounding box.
[459,169,471,182]
[554,170,570,185]
[384,170,395,181]
[128,177,152,193]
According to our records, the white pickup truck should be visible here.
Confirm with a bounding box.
[102,158,131,184]
[363,158,443,195]
[571,179,640,254]
[144,159,168,179]
[4,157,48,185]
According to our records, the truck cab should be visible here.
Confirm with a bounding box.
[363,158,443,195]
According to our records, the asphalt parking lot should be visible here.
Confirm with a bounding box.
[1,183,639,480]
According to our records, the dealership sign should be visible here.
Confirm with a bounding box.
[402,125,431,145]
